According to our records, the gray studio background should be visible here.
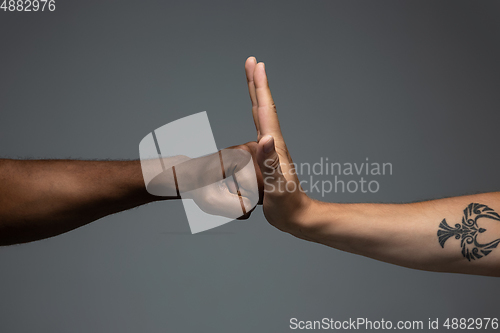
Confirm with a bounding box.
[1,1,500,332]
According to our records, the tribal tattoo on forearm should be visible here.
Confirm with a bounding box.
[438,203,500,261]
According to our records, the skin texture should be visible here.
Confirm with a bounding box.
[0,142,263,245]
[244,56,500,277]
[1,56,499,277]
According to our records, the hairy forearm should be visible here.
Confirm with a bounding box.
[305,193,500,277]
[0,159,168,245]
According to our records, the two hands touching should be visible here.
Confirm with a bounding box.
[1,57,499,276]
[243,57,316,239]
[161,57,315,239]
[175,57,500,277]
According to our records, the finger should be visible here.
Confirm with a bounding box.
[218,193,253,219]
[197,185,253,219]
[257,135,288,195]
[253,62,283,142]
[237,205,255,220]
[212,197,250,219]
[245,56,260,139]
[254,63,297,180]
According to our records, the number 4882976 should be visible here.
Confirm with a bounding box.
[1,0,56,11]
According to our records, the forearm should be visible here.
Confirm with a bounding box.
[0,159,170,245]
[244,59,499,277]
[305,193,500,276]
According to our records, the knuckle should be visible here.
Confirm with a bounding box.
[270,103,277,113]
[275,146,289,158]
[268,156,281,170]
[235,143,251,154]
[237,213,251,220]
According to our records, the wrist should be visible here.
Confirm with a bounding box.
[142,155,191,200]
[131,161,168,203]
[297,199,343,242]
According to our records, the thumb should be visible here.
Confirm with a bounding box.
[258,135,286,194]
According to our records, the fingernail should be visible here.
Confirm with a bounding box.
[263,135,274,153]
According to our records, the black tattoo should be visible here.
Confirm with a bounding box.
[438,203,500,261]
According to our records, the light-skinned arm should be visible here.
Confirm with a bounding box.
[245,56,500,277]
